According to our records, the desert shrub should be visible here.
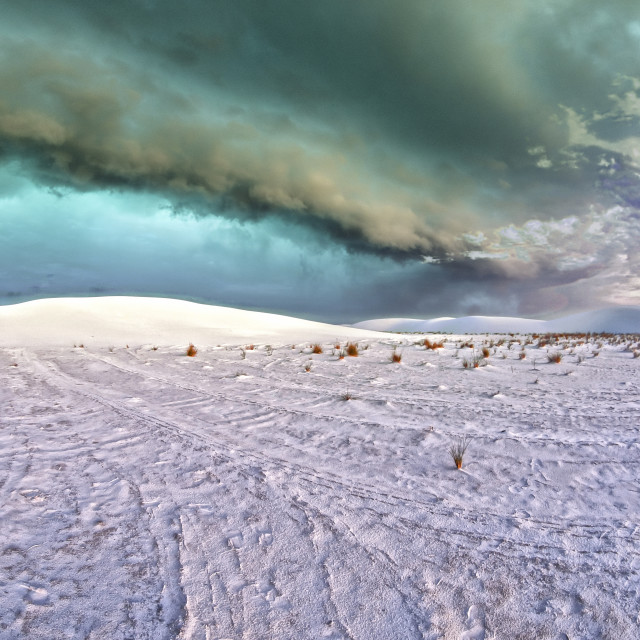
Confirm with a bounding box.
[186,343,198,357]
[346,342,359,357]
[481,346,490,358]
[304,362,312,372]
[312,344,323,354]
[423,338,444,350]
[463,355,486,368]
[341,390,353,401]
[390,350,402,363]
[449,436,470,469]
[547,351,562,363]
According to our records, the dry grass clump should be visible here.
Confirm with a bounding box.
[462,355,485,369]
[518,351,526,360]
[341,390,353,401]
[449,436,470,470]
[390,350,402,363]
[346,342,359,357]
[547,351,563,363]
[246,344,255,351]
[312,343,323,354]
[423,338,444,350]
[481,346,490,358]
[186,343,198,357]
[304,361,312,372]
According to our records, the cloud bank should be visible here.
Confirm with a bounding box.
[1,1,639,318]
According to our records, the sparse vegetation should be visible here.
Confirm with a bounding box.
[346,342,359,357]
[390,350,402,363]
[304,362,312,372]
[463,355,485,368]
[186,343,198,357]
[312,344,323,354]
[341,390,353,401]
[423,338,444,350]
[547,351,563,363]
[449,436,470,470]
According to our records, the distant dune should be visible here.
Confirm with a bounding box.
[2,298,638,349]
[353,306,640,334]
[0,297,385,347]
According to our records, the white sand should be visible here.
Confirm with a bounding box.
[1,297,639,638]
[0,296,384,348]
[354,306,640,334]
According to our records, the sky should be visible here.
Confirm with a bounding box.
[1,0,640,322]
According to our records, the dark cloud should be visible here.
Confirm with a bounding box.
[1,1,639,317]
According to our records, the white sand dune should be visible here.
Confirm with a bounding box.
[0,296,385,348]
[1,297,639,638]
[354,305,640,334]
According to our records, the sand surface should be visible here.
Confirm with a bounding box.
[1,298,639,638]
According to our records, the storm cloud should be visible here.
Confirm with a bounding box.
[1,1,639,318]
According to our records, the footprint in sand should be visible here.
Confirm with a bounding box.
[461,604,485,640]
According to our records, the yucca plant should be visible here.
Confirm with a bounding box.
[449,436,470,470]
